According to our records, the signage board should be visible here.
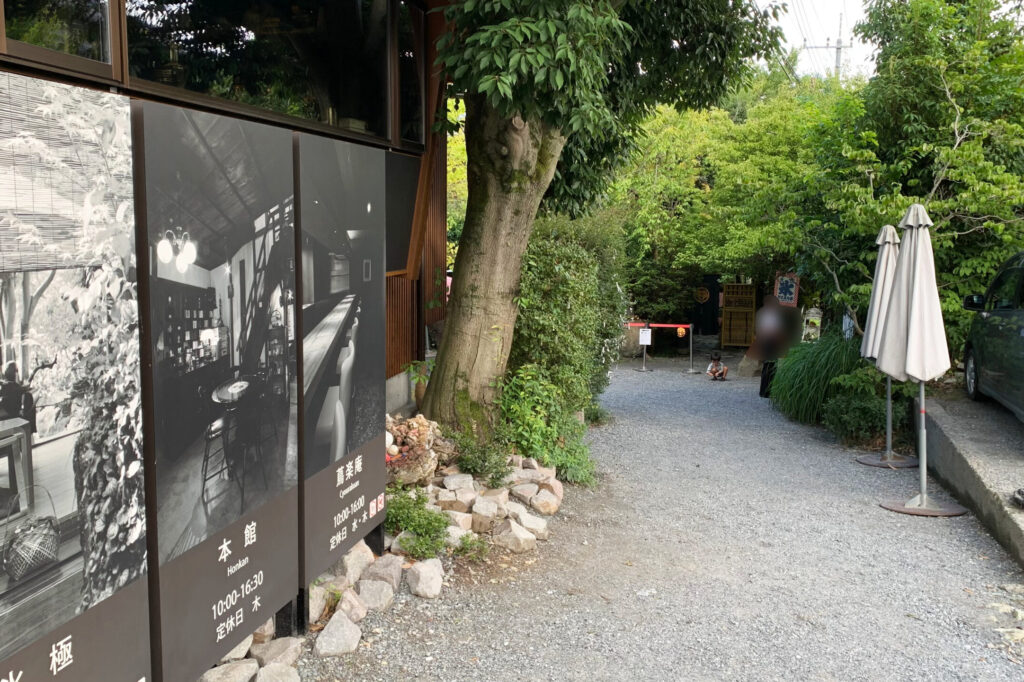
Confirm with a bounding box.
[638,328,653,346]
[298,135,387,586]
[0,72,151,680]
[138,101,299,682]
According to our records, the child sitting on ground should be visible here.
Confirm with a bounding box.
[706,351,728,381]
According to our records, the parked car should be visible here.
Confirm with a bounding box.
[963,251,1024,421]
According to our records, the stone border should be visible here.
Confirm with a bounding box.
[925,400,1024,568]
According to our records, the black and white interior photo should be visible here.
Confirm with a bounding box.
[300,135,386,478]
[142,102,298,564]
[0,72,147,661]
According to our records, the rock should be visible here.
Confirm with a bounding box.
[433,436,458,465]
[511,483,539,504]
[481,488,509,505]
[199,659,259,682]
[511,469,547,485]
[307,585,329,624]
[220,635,253,663]
[536,465,557,480]
[335,541,375,584]
[386,431,395,449]
[424,503,443,514]
[522,457,539,469]
[436,490,457,508]
[538,476,564,502]
[388,447,438,486]
[530,489,561,515]
[249,636,303,667]
[443,473,474,491]
[357,580,395,611]
[383,533,395,551]
[508,455,524,467]
[361,553,403,591]
[505,500,529,522]
[391,531,417,555]
[456,488,477,510]
[471,498,499,533]
[321,575,350,597]
[446,510,472,530]
[445,526,472,548]
[337,588,368,624]
[252,618,275,644]
[491,519,536,553]
[437,488,475,513]
[256,663,300,682]
[313,610,362,657]
[517,511,550,540]
[407,558,444,599]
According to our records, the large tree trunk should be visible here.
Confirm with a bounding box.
[421,96,565,434]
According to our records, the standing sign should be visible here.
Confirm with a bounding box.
[0,72,151,680]
[138,101,299,682]
[774,272,800,307]
[638,328,653,346]
[298,135,387,586]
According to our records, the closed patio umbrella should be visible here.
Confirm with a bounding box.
[856,225,917,469]
[875,204,965,516]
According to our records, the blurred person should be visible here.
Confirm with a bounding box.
[756,295,784,398]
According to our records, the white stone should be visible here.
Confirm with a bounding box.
[445,525,472,548]
[219,635,253,663]
[511,469,547,485]
[471,498,499,533]
[407,558,444,599]
[357,579,395,610]
[337,588,368,624]
[530,489,560,515]
[336,540,375,584]
[256,663,300,682]
[511,483,539,504]
[307,585,328,624]
[538,476,564,502]
[492,519,536,553]
[522,457,539,469]
[391,530,417,555]
[314,610,362,657]
[446,510,472,530]
[517,511,550,540]
[252,617,275,644]
[386,431,395,449]
[361,553,403,590]
[443,473,475,490]
[248,637,304,667]
[200,659,259,682]
[505,500,529,522]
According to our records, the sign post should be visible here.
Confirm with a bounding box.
[635,326,653,372]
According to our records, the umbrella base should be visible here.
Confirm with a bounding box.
[880,494,967,517]
[633,368,653,373]
[856,452,919,469]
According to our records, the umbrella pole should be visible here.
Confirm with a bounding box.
[856,375,918,468]
[880,381,966,517]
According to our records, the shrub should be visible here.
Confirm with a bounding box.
[584,402,611,426]
[770,334,861,424]
[453,430,511,489]
[821,394,892,444]
[499,364,596,485]
[384,486,449,560]
[454,533,490,561]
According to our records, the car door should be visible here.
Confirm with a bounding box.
[979,267,1023,402]
[1008,272,1024,420]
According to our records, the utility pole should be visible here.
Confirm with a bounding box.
[835,14,843,79]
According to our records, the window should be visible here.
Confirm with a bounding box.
[396,1,424,145]
[2,0,116,77]
[986,269,1022,312]
[126,0,390,137]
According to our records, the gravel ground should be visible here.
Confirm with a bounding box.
[297,354,1024,681]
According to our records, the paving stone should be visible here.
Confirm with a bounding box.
[361,553,404,590]
[249,637,304,667]
[356,579,395,610]
[313,610,362,657]
[407,558,444,599]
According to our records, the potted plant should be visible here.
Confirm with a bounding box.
[405,359,434,409]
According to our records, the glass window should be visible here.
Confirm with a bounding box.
[397,1,425,144]
[986,269,1022,312]
[3,0,111,63]
[126,0,390,137]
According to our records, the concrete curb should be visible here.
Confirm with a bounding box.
[924,400,1024,568]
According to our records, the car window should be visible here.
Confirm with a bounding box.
[987,268,1023,311]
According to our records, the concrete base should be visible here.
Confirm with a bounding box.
[386,373,415,416]
[925,399,1024,568]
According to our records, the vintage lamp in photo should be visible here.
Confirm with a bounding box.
[156,226,198,273]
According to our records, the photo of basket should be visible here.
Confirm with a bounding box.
[2,484,60,582]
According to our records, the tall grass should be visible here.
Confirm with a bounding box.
[770,334,862,424]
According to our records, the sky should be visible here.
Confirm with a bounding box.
[771,0,877,79]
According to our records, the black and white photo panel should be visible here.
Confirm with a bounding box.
[298,133,386,581]
[139,100,299,680]
[0,72,150,679]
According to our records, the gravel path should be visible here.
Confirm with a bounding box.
[299,355,1024,681]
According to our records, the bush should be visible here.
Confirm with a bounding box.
[384,486,449,559]
[770,334,861,424]
[821,394,891,444]
[584,402,611,426]
[454,533,490,561]
[453,430,511,489]
[499,364,596,485]
[509,210,628,411]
